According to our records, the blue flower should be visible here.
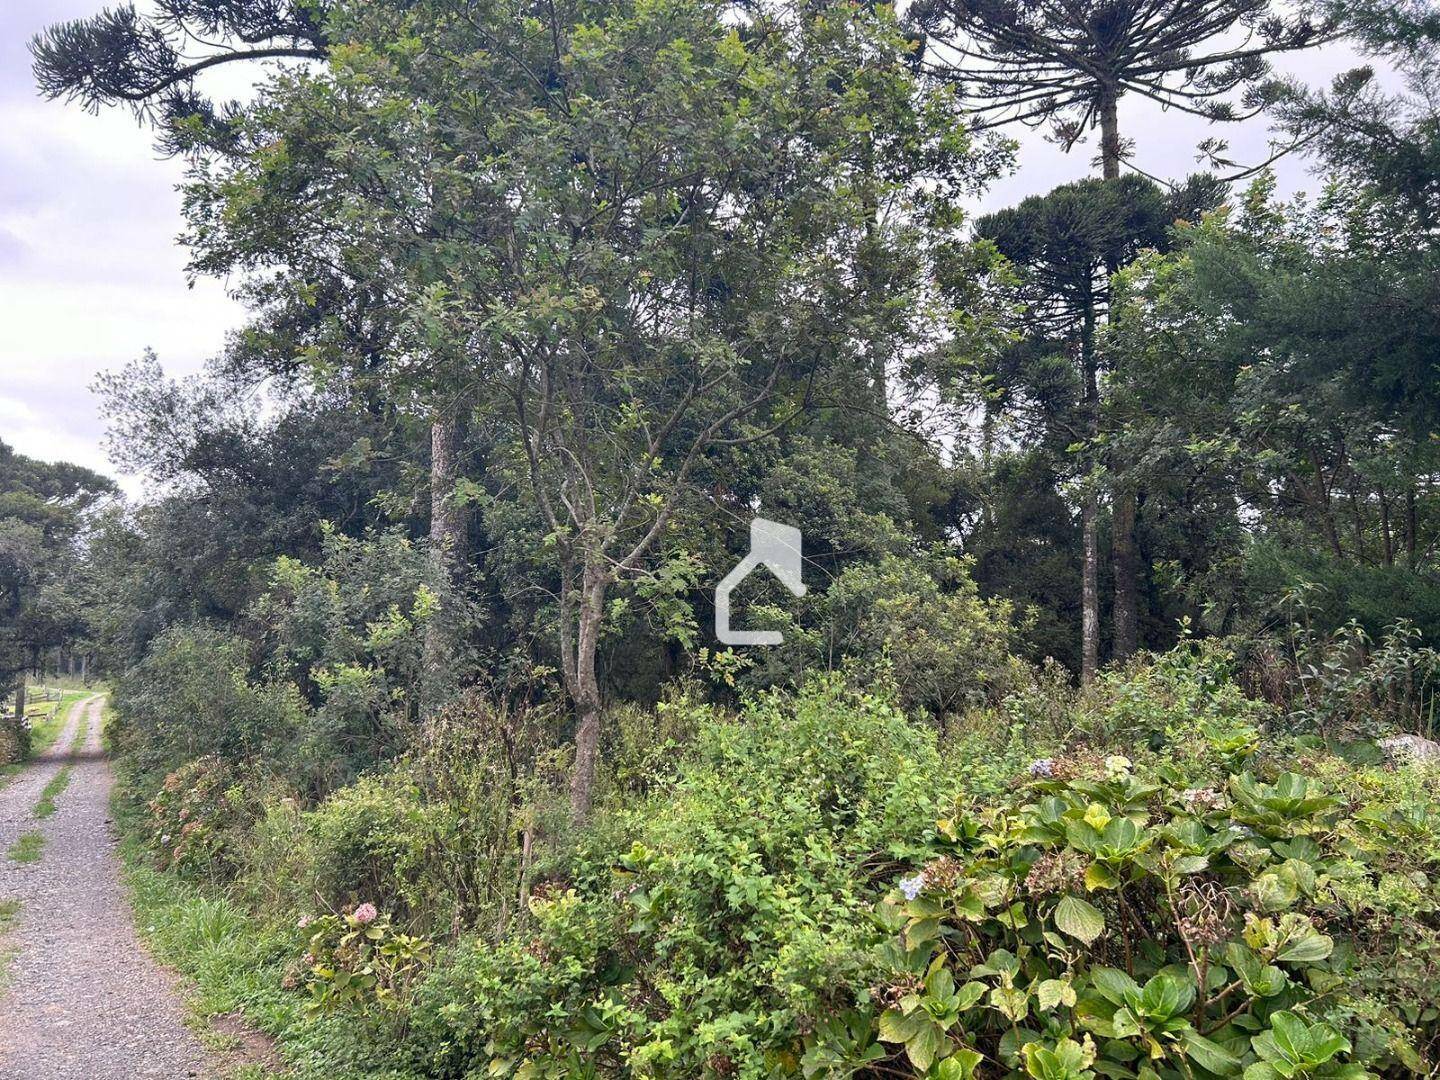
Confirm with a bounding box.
[1029,758,1055,777]
[898,873,926,901]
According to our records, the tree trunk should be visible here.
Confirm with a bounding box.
[1112,486,1138,660]
[1098,89,1122,180]
[422,405,466,714]
[1096,86,1139,659]
[1081,292,1101,684]
[1305,450,1344,560]
[14,670,26,721]
[567,571,606,822]
[1406,485,1418,566]
[1082,497,1100,683]
[1378,484,1394,567]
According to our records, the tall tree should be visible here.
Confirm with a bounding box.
[913,0,1344,660]
[975,175,1171,680]
[124,0,978,817]
[910,0,1337,180]
[32,0,475,707]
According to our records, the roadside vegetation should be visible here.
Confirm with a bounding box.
[110,635,1440,1079]
[4,0,1440,1076]
[34,765,73,819]
[7,832,45,866]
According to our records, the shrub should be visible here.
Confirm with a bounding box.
[596,680,711,801]
[1280,621,1440,744]
[405,678,953,1077]
[302,692,567,936]
[853,753,1439,1078]
[298,904,434,1016]
[144,756,268,880]
[1075,633,1273,757]
[112,625,305,785]
[741,550,1023,721]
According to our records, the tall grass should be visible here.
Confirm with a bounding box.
[113,789,422,1080]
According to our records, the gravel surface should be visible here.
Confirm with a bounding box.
[0,695,214,1079]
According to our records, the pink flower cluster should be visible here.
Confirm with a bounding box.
[353,902,379,925]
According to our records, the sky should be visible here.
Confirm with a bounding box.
[0,2,1388,496]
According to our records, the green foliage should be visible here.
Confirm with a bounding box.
[1275,617,1440,743]
[299,906,433,1015]
[110,626,304,786]
[144,756,266,880]
[744,550,1024,718]
[116,811,424,1080]
[294,693,566,935]
[101,644,1440,1079]
[404,678,952,1077]
[1078,635,1272,756]
[857,749,1437,1079]
[30,3,1440,1080]
[252,527,462,793]
[0,439,117,704]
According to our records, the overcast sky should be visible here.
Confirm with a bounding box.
[0,2,1384,496]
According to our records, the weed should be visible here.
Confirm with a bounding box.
[35,765,73,819]
[7,831,44,864]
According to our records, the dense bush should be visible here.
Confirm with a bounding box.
[862,752,1439,1078]
[144,755,270,880]
[111,640,1440,1080]
[404,679,950,1077]
[742,551,1024,720]
[112,625,306,784]
[393,654,1439,1079]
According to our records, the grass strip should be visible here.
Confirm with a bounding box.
[0,898,19,990]
[7,831,44,864]
[35,765,74,819]
[113,787,419,1080]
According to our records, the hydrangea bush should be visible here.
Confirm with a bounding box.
[298,903,433,1014]
[855,753,1438,1078]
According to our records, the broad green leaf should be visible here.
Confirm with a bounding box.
[904,1019,944,1072]
[1181,1029,1242,1074]
[935,1048,984,1079]
[879,1007,927,1045]
[956,981,987,1011]
[1090,967,1141,1006]
[1036,978,1077,1010]
[1085,861,1120,891]
[1275,932,1333,964]
[1054,895,1106,945]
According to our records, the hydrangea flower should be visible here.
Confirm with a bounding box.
[353,902,379,925]
[898,873,926,901]
[1182,787,1223,811]
[1028,758,1055,777]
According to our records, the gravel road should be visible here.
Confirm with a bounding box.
[0,695,214,1079]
